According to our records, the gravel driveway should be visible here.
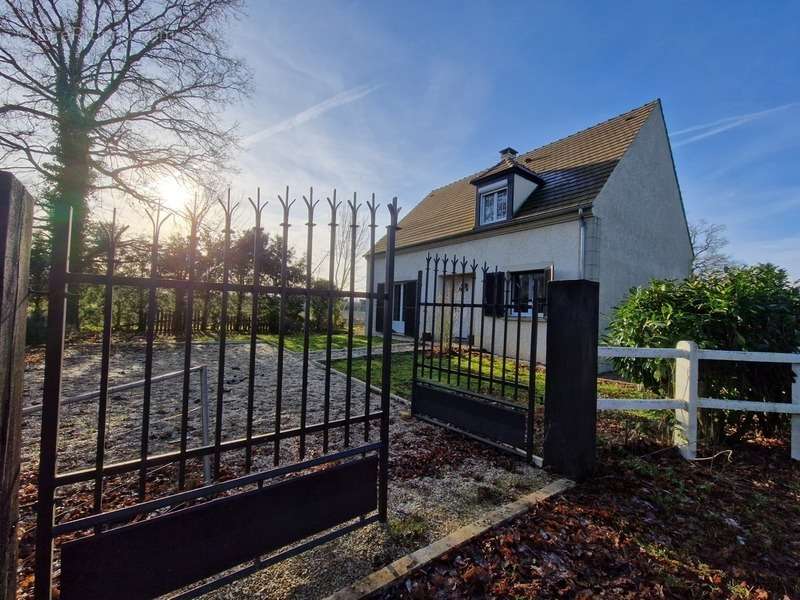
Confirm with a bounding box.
[19,341,552,599]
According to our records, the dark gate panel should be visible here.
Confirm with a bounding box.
[410,254,541,461]
[60,456,377,600]
[412,381,526,449]
[34,192,401,600]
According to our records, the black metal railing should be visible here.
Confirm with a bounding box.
[33,189,400,600]
[411,254,542,462]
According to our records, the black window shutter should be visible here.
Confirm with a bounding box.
[375,283,384,332]
[403,280,416,336]
[483,273,496,317]
[495,272,506,317]
[483,272,506,317]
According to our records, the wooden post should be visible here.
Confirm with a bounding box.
[792,363,799,461]
[673,340,698,460]
[542,279,599,481]
[0,172,34,600]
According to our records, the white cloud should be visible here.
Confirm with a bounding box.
[671,102,799,147]
[241,83,381,147]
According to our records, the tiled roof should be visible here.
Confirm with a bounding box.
[469,155,543,184]
[375,100,659,253]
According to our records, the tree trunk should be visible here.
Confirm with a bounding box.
[235,274,245,331]
[201,289,211,331]
[173,289,185,337]
[54,93,92,332]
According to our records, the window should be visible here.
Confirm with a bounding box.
[480,187,508,225]
[510,269,550,317]
[392,284,403,321]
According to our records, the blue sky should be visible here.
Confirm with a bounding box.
[225,1,800,279]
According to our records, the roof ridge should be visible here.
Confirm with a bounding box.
[519,99,660,160]
[421,99,659,198]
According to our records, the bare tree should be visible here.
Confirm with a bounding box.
[0,0,250,326]
[333,205,369,291]
[689,219,732,275]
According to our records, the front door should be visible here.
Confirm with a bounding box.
[442,273,474,342]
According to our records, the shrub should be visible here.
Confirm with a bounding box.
[605,264,800,440]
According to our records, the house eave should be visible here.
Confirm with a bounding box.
[371,202,593,258]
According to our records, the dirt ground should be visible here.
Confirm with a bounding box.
[371,429,800,600]
[17,341,552,599]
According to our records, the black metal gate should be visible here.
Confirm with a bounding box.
[34,191,399,599]
[410,255,543,463]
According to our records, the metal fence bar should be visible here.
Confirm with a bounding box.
[299,189,317,458]
[513,284,522,406]
[437,255,447,382]
[446,257,457,385]
[54,443,381,535]
[245,191,266,472]
[428,255,439,380]
[477,263,488,391]
[274,187,294,465]
[178,206,200,490]
[411,270,423,393]
[139,206,168,499]
[455,257,467,386]
[93,210,116,514]
[500,274,510,398]
[344,195,359,447]
[465,261,477,391]
[214,193,236,478]
[488,266,498,394]
[199,366,212,483]
[34,202,71,600]
[418,255,431,381]
[526,287,539,463]
[363,197,378,442]
[379,197,399,521]
[323,193,340,452]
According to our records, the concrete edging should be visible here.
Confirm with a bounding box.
[325,478,575,600]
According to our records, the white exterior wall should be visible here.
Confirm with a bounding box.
[592,106,693,334]
[371,218,584,363]
[513,174,538,214]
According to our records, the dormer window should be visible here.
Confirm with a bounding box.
[480,187,508,225]
[471,147,545,229]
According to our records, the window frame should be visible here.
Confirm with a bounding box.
[479,187,509,225]
[508,268,550,318]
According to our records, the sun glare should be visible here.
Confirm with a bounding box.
[154,176,192,211]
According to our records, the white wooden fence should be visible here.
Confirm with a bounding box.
[597,341,800,461]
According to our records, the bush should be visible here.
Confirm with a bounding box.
[605,264,800,440]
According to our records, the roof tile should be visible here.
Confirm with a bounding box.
[376,100,659,252]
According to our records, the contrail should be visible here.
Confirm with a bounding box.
[242,83,381,147]
[671,102,798,147]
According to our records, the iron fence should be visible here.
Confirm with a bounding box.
[411,254,543,463]
[34,189,399,599]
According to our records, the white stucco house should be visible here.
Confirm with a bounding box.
[370,100,692,362]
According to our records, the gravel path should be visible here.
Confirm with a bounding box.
[20,341,552,599]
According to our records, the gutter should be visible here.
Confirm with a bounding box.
[371,202,594,258]
[578,207,586,279]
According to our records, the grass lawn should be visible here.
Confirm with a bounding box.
[140,330,379,352]
[260,332,378,352]
[330,350,656,405]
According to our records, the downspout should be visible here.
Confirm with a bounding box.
[578,208,586,279]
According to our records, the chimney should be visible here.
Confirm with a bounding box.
[499,147,518,161]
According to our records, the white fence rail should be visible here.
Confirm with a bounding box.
[597,342,800,461]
